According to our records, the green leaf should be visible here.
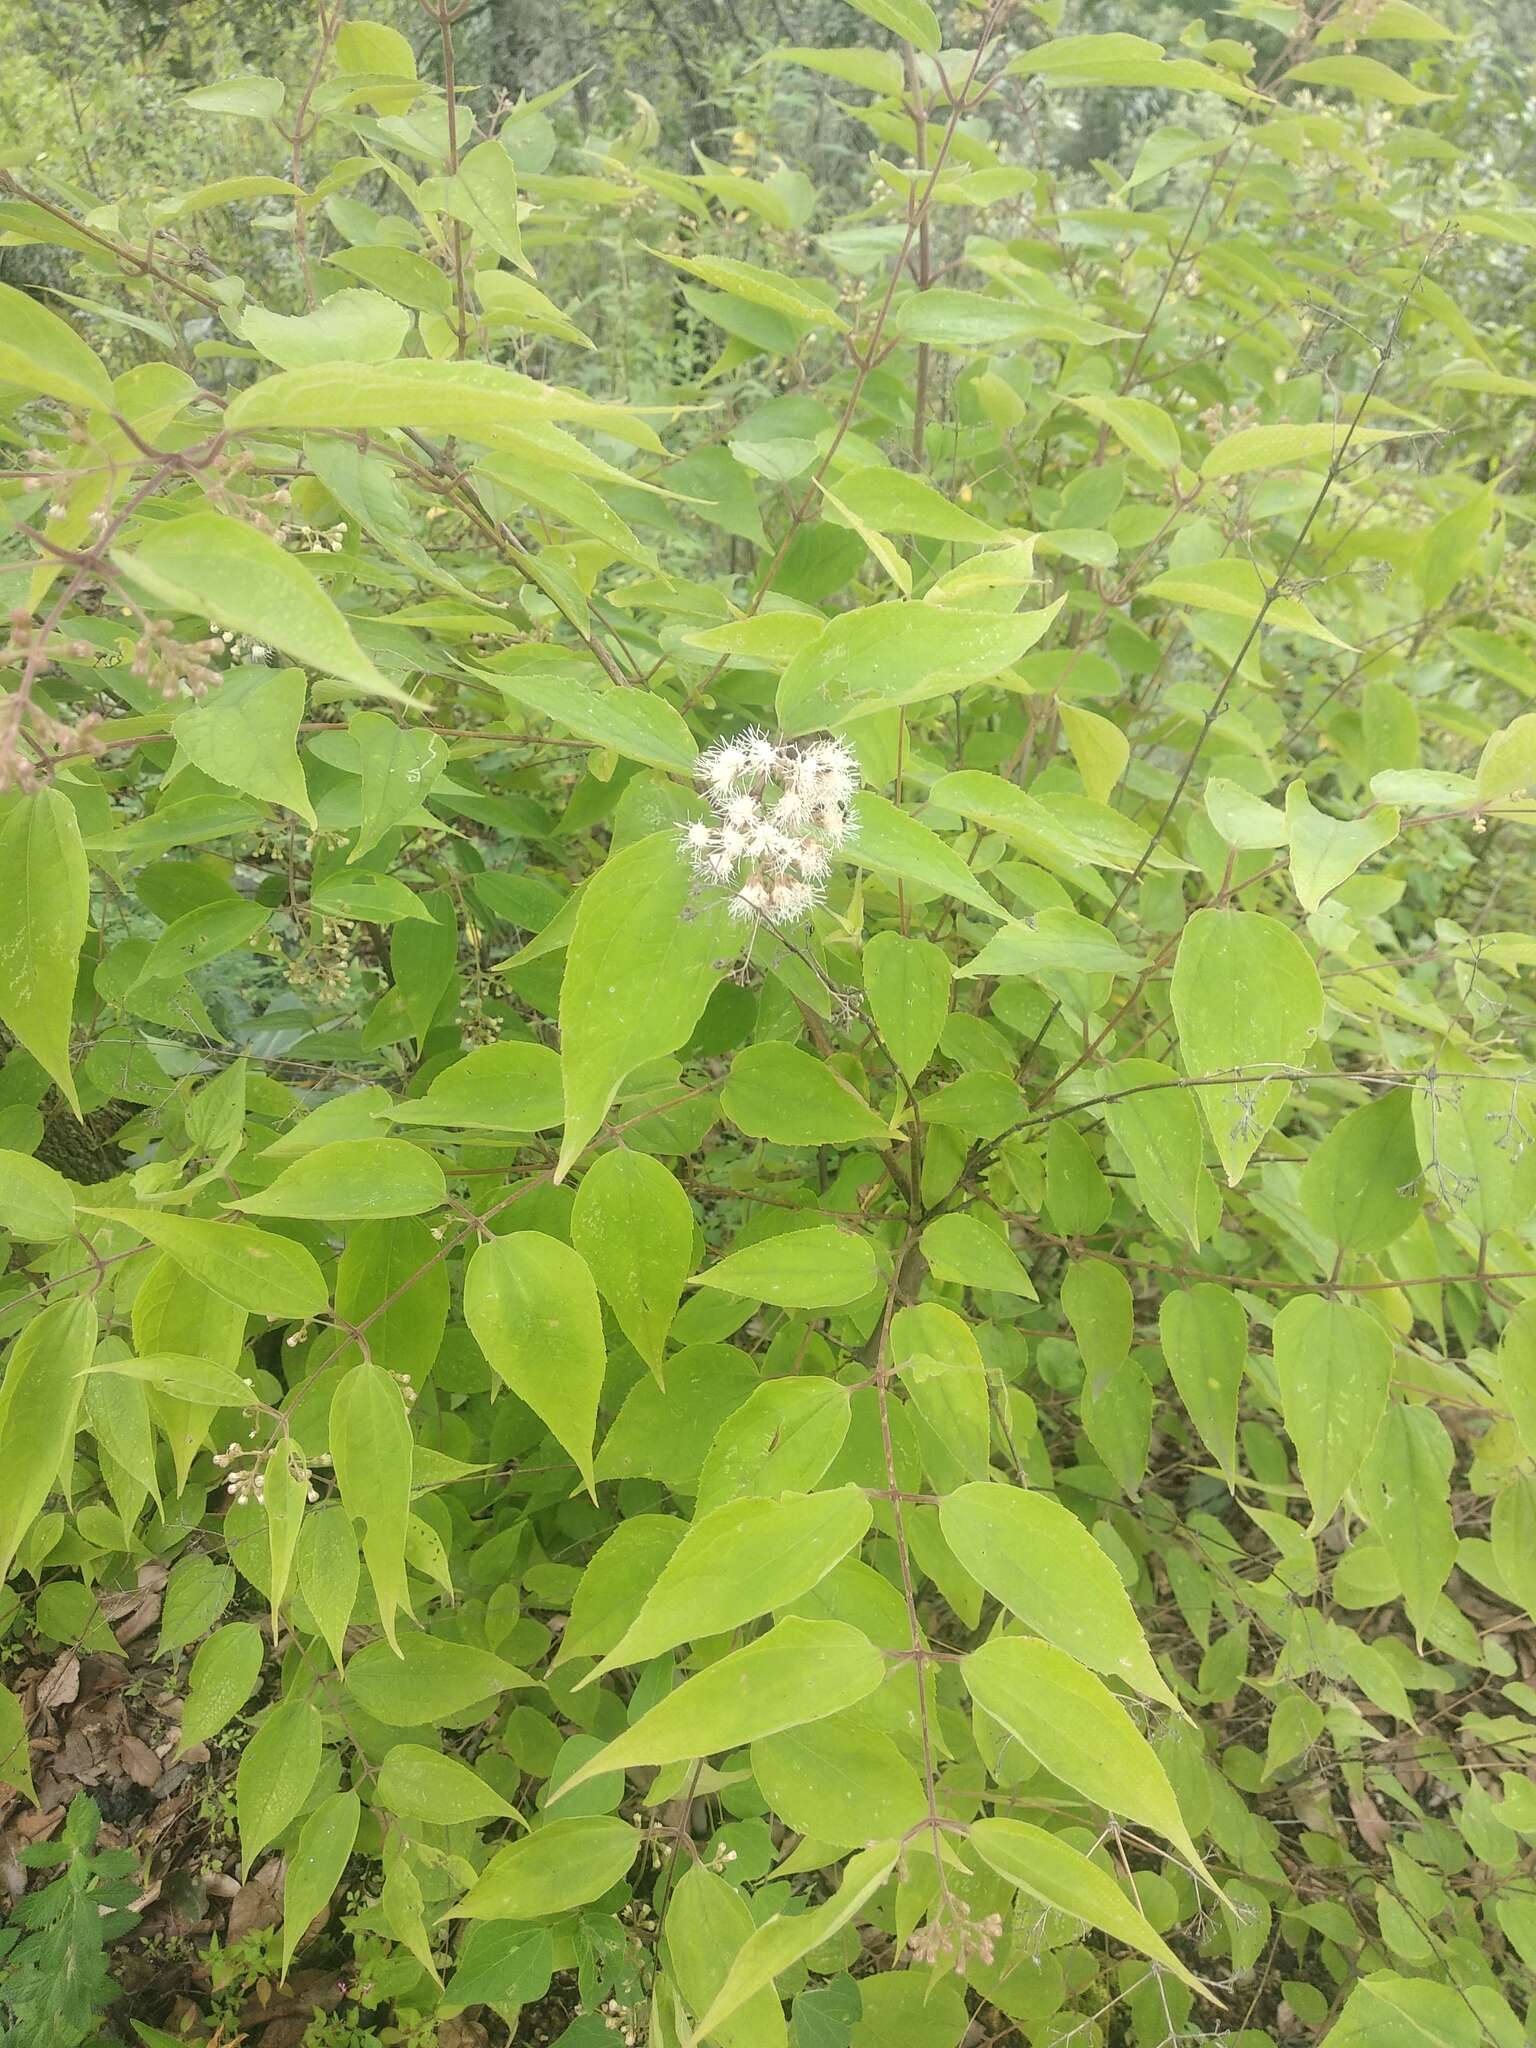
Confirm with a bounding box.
[558,1516,686,1667]
[86,1208,329,1319]
[1285,783,1399,914]
[842,0,939,53]
[863,933,950,1083]
[959,909,1138,980]
[690,1225,879,1308]
[235,1138,446,1220]
[1061,1256,1132,1377]
[449,1817,638,1920]
[967,1818,1209,1996]
[556,831,735,1181]
[1498,1300,1536,1464]
[298,1510,360,1672]
[1494,1472,1536,1621]
[1273,1294,1393,1530]
[281,1789,360,1978]
[377,1744,518,1824]
[665,1865,789,2048]
[893,290,1130,349]
[1008,32,1253,100]
[930,771,1166,876]
[826,466,1004,545]
[331,1362,415,1652]
[134,900,269,988]
[183,74,285,116]
[236,1695,322,1870]
[389,1042,563,1132]
[0,1149,75,1242]
[464,1232,606,1495]
[242,290,411,370]
[1298,1087,1421,1254]
[1097,1058,1205,1249]
[777,600,1062,733]
[347,711,446,863]
[963,1636,1212,1879]
[551,1618,885,1802]
[224,358,657,444]
[1066,394,1181,470]
[1411,1050,1536,1236]
[920,1212,1037,1299]
[656,249,842,328]
[1059,702,1131,805]
[475,661,695,775]
[159,1555,235,1654]
[1203,776,1288,851]
[939,1482,1175,1708]
[753,1715,925,1847]
[1201,421,1412,478]
[589,1487,872,1680]
[1142,558,1349,647]
[571,1149,694,1381]
[1329,1974,1483,2047]
[180,1622,264,1750]
[0,789,90,1114]
[434,141,530,269]
[0,1297,95,1584]
[1285,53,1448,104]
[1477,713,1536,801]
[723,1043,889,1146]
[85,1353,255,1408]
[311,873,434,926]
[0,1678,36,1803]
[113,511,399,700]
[843,792,1008,921]
[1358,1403,1456,1637]
[1158,1286,1245,1479]
[893,1303,990,1488]
[1169,908,1324,1184]
[444,1924,553,2011]
[344,1634,531,1725]
[0,279,113,411]
[687,1844,898,2048]
[695,1381,851,1514]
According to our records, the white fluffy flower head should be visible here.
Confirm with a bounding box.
[683,728,858,928]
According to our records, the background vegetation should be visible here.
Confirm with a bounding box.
[1,1,1536,2046]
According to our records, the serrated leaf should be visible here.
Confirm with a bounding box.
[963,1636,1212,1878]
[0,1297,95,1584]
[690,1225,879,1308]
[281,1790,360,1978]
[571,1149,693,1381]
[180,1623,264,1750]
[1273,1294,1393,1530]
[449,1816,638,1920]
[464,1232,605,1495]
[723,1043,889,1146]
[84,1208,328,1319]
[0,789,90,1114]
[556,831,735,1181]
[589,1487,872,1680]
[236,1695,322,1870]
[1169,909,1323,1184]
[551,1618,885,1803]
[331,1362,415,1652]
[235,1138,445,1220]
[939,1482,1174,1707]
[114,511,400,700]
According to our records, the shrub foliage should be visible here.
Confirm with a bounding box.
[1,2,1535,2044]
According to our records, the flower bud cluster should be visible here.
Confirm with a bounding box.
[682,727,857,926]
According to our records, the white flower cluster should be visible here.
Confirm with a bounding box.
[682,728,857,926]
